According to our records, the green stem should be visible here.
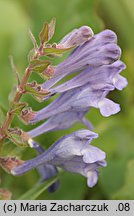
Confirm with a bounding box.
[0,47,43,145]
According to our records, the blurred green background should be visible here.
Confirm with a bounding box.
[0,0,134,200]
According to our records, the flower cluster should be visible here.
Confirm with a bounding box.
[28,31,127,137]
[5,20,127,191]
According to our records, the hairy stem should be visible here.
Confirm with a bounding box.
[0,48,42,144]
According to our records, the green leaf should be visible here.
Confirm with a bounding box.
[28,29,38,50]
[39,22,49,44]
[12,102,27,115]
[44,46,74,56]
[25,82,50,102]
[7,128,30,147]
[25,82,49,96]
[8,86,17,105]
[18,176,58,200]
[29,59,51,72]
[48,18,56,41]
[9,56,20,86]
[39,18,56,45]
[28,49,35,62]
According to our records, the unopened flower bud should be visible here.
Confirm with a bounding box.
[59,26,94,48]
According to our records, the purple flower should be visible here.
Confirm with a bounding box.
[28,109,94,138]
[29,140,60,192]
[42,29,120,90]
[11,130,106,188]
[48,60,127,95]
[58,26,94,48]
[26,28,127,129]
[30,60,127,124]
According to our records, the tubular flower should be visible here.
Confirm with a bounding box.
[28,30,127,126]
[58,26,94,48]
[28,109,94,138]
[29,60,127,124]
[48,60,127,95]
[30,140,60,192]
[42,29,121,90]
[12,130,106,188]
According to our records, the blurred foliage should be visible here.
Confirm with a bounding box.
[112,160,134,199]
[18,175,59,200]
[0,0,134,200]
